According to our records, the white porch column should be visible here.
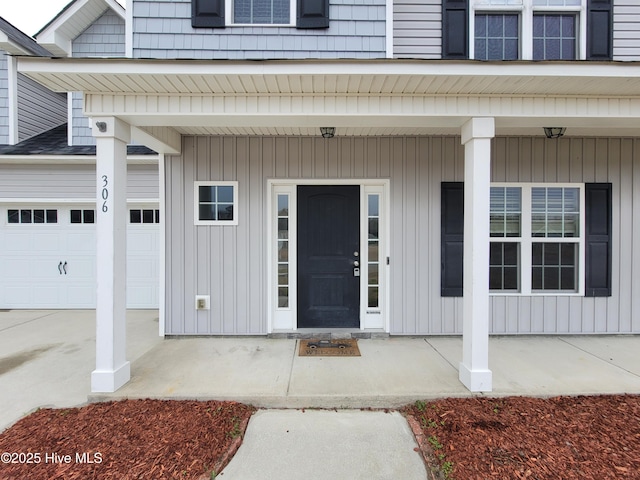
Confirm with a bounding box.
[459,117,494,392]
[91,117,131,393]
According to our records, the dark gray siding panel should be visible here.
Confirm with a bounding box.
[16,74,66,143]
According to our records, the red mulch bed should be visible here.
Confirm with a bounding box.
[403,394,640,480]
[0,399,255,480]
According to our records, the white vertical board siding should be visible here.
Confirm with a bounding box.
[166,135,639,335]
[393,0,441,59]
[16,74,67,143]
[614,0,640,61]
[0,52,8,144]
[133,0,386,59]
[0,164,159,199]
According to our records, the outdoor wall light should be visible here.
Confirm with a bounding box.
[96,121,107,133]
[543,127,566,139]
[320,127,336,138]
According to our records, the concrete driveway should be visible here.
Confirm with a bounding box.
[0,310,161,431]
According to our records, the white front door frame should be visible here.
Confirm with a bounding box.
[267,178,390,333]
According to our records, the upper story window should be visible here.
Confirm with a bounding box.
[471,0,585,60]
[233,0,290,24]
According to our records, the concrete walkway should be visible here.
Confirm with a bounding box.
[2,310,640,479]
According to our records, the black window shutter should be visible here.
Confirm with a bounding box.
[587,0,613,60]
[441,182,464,296]
[442,0,469,59]
[192,0,225,28]
[297,0,330,29]
[585,183,612,297]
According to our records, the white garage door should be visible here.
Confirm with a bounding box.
[0,204,159,309]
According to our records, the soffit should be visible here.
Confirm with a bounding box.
[17,58,640,98]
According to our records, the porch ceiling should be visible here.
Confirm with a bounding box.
[17,57,640,138]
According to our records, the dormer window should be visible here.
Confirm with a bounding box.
[233,0,290,24]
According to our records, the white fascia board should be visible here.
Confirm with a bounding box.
[16,57,640,80]
[0,33,35,55]
[36,0,123,56]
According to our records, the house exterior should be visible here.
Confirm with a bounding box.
[7,0,640,393]
[0,2,160,309]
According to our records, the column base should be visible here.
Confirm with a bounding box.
[91,361,131,393]
[459,362,493,392]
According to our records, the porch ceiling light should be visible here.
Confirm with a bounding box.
[543,127,566,139]
[320,127,336,138]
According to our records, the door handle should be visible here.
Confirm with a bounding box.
[63,261,68,275]
[58,261,63,275]
[353,260,359,267]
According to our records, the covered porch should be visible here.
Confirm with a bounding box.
[16,57,640,394]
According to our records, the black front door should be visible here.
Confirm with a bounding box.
[297,185,360,328]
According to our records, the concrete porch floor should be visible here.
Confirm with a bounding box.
[2,309,640,430]
[95,332,640,408]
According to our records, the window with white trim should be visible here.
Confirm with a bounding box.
[230,0,292,25]
[472,0,584,60]
[194,182,239,226]
[489,184,584,294]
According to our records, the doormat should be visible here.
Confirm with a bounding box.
[298,339,361,357]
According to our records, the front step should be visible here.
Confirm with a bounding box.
[269,329,389,340]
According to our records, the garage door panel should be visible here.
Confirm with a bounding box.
[1,205,159,309]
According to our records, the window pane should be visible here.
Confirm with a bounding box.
[533,14,576,60]
[368,195,379,217]
[368,218,379,240]
[490,242,520,291]
[199,204,217,221]
[8,210,19,223]
[71,210,82,224]
[217,186,234,202]
[34,209,45,223]
[532,242,577,291]
[21,210,32,223]
[278,241,288,262]
[475,14,520,60]
[368,287,379,308]
[142,209,155,223]
[278,264,288,285]
[369,241,379,262]
[561,267,576,290]
[278,195,289,216]
[218,204,234,221]
[278,287,289,308]
[561,244,576,266]
[199,186,215,202]
[130,210,142,223]
[543,265,560,290]
[278,218,289,239]
[369,264,379,285]
[83,210,95,224]
[47,210,58,223]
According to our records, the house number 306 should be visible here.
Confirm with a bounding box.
[101,175,109,212]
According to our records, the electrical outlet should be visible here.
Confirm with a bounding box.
[195,295,210,310]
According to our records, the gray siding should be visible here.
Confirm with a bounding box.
[0,164,159,199]
[167,135,640,336]
[393,0,441,59]
[0,52,9,144]
[614,0,640,60]
[133,0,386,59]
[16,74,66,143]
[71,10,126,146]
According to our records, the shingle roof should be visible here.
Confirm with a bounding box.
[0,124,156,156]
[0,16,53,56]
